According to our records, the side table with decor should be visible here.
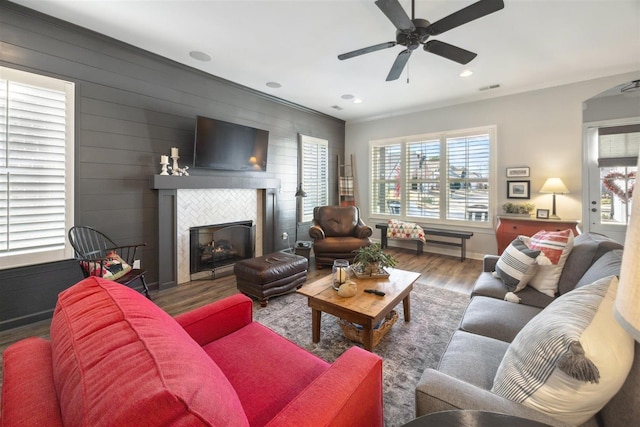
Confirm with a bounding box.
[294,240,312,260]
[495,216,580,254]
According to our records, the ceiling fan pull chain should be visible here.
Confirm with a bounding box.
[407,61,410,84]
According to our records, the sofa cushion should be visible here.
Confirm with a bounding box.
[460,296,543,343]
[314,206,358,237]
[557,233,623,295]
[50,277,249,427]
[471,272,555,309]
[492,276,634,425]
[438,330,510,390]
[203,322,330,426]
[494,237,541,292]
[525,229,574,297]
[576,249,623,288]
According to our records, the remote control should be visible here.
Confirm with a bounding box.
[364,289,385,296]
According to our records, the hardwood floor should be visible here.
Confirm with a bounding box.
[0,249,481,391]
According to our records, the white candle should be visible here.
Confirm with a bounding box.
[336,267,346,284]
[171,147,179,157]
[160,155,169,164]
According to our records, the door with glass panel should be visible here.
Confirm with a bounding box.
[585,122,639,244]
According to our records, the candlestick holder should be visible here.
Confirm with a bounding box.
[159,158,169,175]
[171,155,180,176]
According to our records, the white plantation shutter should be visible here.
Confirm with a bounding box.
[0,67,74,268]
[446,133,490,221]
[406,139,440,218]
[300,135,328,222]
[370,143,401,215]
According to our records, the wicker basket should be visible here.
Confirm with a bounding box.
[337,310,398,348]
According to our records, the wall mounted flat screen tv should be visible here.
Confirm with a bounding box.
[193,115,269,172]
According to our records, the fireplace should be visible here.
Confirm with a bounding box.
[190,221,255,276]
[152,174,280,289]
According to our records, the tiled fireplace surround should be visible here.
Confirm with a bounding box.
[152,174,280,289]
[177,189,260,284]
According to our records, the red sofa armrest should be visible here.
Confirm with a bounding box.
[174,293,253,345]
[2,337,63,426]
[266,346,384,427]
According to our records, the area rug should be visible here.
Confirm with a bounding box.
[253,282,469,427]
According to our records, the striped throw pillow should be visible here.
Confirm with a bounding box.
[492,276,634,425]
[494,237,541,292]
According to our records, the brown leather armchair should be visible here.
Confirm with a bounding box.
[309,205,372,267]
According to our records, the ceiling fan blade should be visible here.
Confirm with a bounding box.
[338,41,397,60]
[427,0,504,36]
[424,40,477,64]
[375,0,415,32]
[386,49,412,81]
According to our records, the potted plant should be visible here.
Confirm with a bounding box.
[352,243,398,278]
[502,202,535,217]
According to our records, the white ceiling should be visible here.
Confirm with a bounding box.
[11,0,640,122]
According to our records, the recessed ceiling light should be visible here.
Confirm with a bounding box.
[460,69,473,78]
[341,94,355,100]
[189,51,211,62]
[266,81,282,89]
[353,98,363,104]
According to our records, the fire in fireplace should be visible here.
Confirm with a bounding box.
[190,221,255,275]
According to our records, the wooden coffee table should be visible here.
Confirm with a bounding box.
[297,268,421,351]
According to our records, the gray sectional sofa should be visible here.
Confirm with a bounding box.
[415,232,639,427]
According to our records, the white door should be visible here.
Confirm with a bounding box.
[584,121,639,244]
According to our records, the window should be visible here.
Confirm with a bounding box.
[597,124,638,226]
[299,134,328,223]
[370,126,495,226]
[0,67,75,269]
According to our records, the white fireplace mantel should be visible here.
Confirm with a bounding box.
[151,173,280,191]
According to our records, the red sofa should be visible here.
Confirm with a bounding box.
[1,277,383,426]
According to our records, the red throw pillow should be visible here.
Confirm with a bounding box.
[523,229,574,297]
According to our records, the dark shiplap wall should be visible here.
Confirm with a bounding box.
[0,4,344,291]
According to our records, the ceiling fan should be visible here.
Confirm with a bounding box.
[338,0,505,81]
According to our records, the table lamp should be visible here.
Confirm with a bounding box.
[539,178,570,219]
[614,160,640,342]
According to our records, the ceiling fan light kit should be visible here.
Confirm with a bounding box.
[338,0,505,81]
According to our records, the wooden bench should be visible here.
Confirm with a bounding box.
[375,223,473,262]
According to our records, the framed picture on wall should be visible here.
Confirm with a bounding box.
[507,180,530,199]
[506,167,530,178]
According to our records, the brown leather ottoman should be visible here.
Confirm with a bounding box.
[234,252,308,307]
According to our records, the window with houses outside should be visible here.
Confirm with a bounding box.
[597,124,638,226]
[370,126,495,226]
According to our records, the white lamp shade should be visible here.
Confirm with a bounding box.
[539,178,570,194]
[614,158,640,341]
